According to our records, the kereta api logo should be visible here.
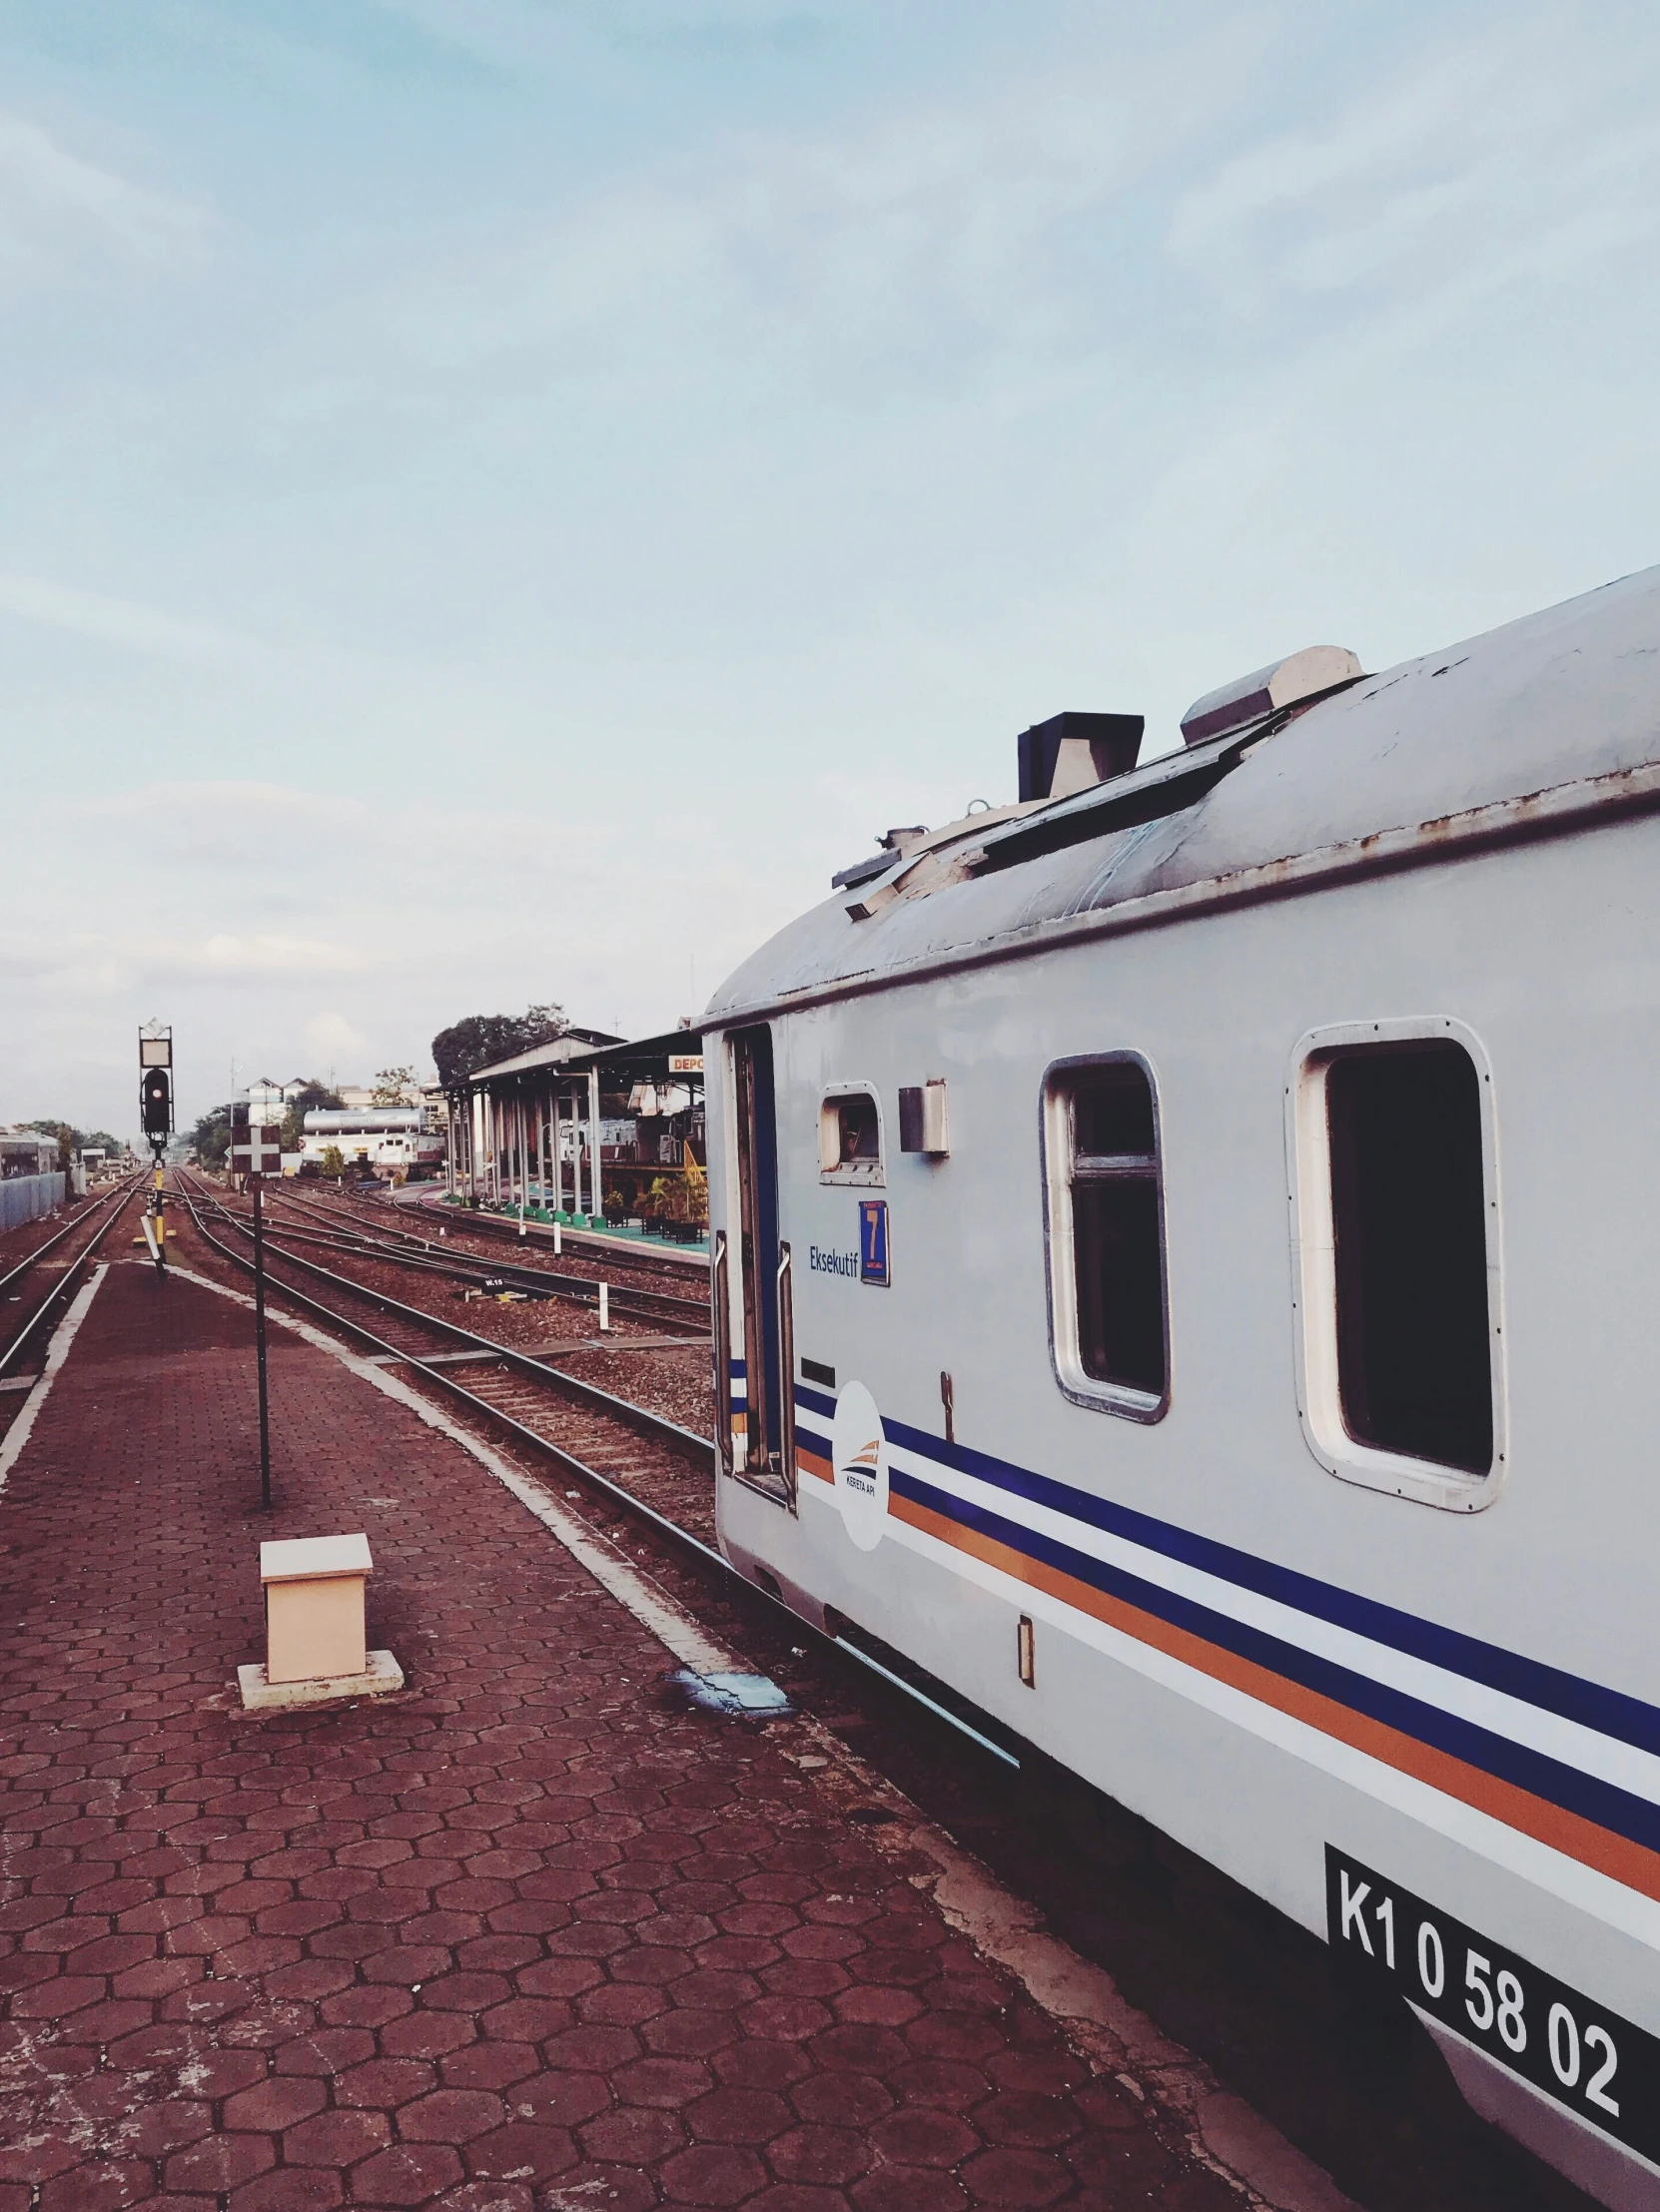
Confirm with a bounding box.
[829,1380,888,1552]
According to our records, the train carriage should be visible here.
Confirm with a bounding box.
[702,564,1660,2210]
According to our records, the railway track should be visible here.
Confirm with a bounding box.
[173,1168,1013,1760]
[241,1180,708,1332]
[174,1171,721,1552]
[0,1176,143,1429]
[358,1179,707,1284]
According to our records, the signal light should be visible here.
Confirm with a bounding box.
[141,1067,173,1138]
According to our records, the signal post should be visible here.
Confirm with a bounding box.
[138,1026,173,1271]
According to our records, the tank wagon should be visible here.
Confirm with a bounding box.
[300,1107,444,1177]
[703,565,1660,2209]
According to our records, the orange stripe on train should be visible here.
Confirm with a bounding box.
[890,1492,1660,1906]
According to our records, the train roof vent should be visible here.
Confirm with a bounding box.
[1181,645,1362,748]
[1018,711,1144,802]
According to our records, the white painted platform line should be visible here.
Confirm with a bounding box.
[164,1261,1354,2212]
[0,1263,109,1496]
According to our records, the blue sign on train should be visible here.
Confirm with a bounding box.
[859,1199,889,1286]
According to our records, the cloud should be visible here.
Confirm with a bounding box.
[0,112,210,288]
[0,928,366,992]
[382,28,1257,395]
[0,575,251,663]
[1166,13,1660,322]
[306,1011,370,1063]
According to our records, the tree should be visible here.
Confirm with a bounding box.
[279,1080,344,1154]
[192,1106,233,1169]
[319,1144,346,1179]
[371,1066,416,1107]
[431,1003,567,1091]
[25,1118,83,1169]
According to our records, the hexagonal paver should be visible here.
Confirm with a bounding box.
[0,1260,1247,2212]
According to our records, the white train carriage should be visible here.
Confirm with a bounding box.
[703,565,1660,2209]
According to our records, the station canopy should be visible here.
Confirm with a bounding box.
[464,1027,702,1102]
[557,1030,704,1087]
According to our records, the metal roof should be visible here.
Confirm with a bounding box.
[557,1029,704,1079]
[465,1028,623,1086]
[707,563,1660,1026]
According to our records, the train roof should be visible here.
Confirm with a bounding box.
[708,562,1660,1026]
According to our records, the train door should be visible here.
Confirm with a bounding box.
[724,1025,795,1506]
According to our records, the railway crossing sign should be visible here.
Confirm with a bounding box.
[230,1105,283,1177]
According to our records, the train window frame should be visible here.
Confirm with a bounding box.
[818,1083,886,1187]
[1040,1051,1171,1425]
[1286,1018,1508,1513]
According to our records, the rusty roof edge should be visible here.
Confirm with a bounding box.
[701,756,1660,1034]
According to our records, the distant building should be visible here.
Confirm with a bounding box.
[245,1078,307,1117]
[337,1082,424,1110]
[0,1132,58,1178]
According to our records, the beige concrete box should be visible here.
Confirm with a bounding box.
[261,1532,372,1684]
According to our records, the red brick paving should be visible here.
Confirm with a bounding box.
[0,1260,1242,2209]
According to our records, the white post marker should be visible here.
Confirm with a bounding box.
[554,1221,561,1255]
[598,1280,609,1333]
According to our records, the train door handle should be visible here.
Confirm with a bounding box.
[711,1231,733,1478]
[776,1240,797,1512]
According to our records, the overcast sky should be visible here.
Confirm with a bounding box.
[5,0,1659,1138]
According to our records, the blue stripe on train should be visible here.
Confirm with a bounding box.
[891,1463,1660,1860]
[787,1381,1660,1761]
[878,1415,1660,1761]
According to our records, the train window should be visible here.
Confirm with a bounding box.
[1327,1047,1491,1472]
[1042,1056,1169,1421]
[1288,1021,1505,1511]
[819,1087,885,1186]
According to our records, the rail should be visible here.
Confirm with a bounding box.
[178,1174,707,1456]
[0,1177,142,1382]
[246,1183,707,1332]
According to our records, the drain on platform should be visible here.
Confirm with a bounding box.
[667,1668,793,1718]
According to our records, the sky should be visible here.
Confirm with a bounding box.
[4,0,1660,1140]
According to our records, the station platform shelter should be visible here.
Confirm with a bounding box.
[450,1030,707,1250]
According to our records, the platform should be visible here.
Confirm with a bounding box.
[0,1256,1255,2209]
[405,1186,709,1266]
